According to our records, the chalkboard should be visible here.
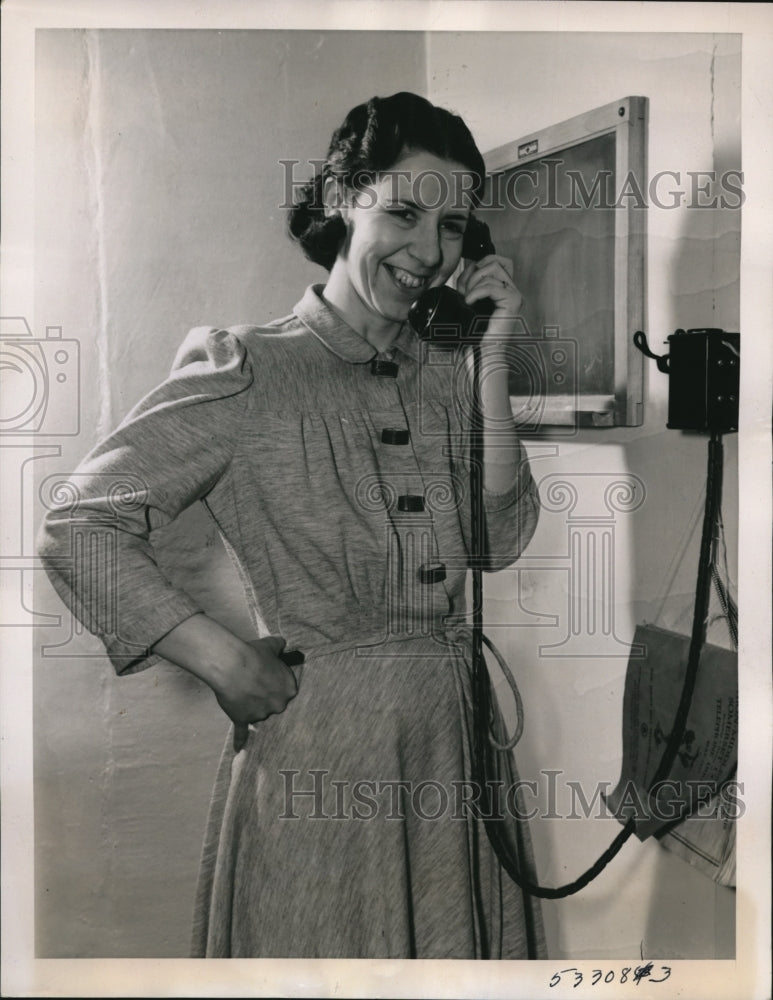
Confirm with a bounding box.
[482,97,647,430]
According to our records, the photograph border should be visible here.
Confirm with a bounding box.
[2,2,771,998]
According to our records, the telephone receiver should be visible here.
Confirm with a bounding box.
[407,217,496,344]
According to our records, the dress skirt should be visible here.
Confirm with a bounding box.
[191,632,546,960]
[35,295,548,959]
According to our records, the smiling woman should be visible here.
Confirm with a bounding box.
[322,150,473,346]
[38,91,545,959]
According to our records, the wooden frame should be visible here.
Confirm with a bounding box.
[483,96,648,429]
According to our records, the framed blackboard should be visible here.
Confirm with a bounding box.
[482,96,648,430]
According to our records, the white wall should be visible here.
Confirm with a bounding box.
[33,28,427,958]
[428,32,739,959]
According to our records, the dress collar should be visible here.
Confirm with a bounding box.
[294,284,421,364]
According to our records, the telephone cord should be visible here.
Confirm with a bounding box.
[468,343,725,899]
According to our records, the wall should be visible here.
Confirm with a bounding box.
[33,29,427,958]
[33,28,740,961]
[427,32,740,959]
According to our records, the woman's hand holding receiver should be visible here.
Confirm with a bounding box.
[456,252,524,343]
[151,614,298,750]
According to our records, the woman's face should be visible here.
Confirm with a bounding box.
[324,149,476,339]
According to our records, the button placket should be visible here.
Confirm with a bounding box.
[371,347,399,379]
[385,510,440,635]
[397,494,425,512]
[417,561,447,585]
[381,427,410,445]
[377,362,451,620]
[371,358,400,378]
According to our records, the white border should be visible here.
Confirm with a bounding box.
[2,2,771,998]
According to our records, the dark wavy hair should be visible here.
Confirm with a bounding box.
[287,92,486,270]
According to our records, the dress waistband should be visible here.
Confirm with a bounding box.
[290,626,525,751]
[295,626,472,663]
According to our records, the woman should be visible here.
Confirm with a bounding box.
[38,92,545,959]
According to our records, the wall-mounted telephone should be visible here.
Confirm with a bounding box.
[633,328,740,434]
[407,217,496,343]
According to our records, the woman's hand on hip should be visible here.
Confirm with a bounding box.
[212,635,298,729]
[150,614,298,750]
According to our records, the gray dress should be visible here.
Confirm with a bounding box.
[39,284,546,959]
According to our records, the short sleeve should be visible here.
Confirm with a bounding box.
[37,326,254,675]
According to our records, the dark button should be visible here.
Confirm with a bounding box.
[381,428,410,445]
[371,359,399,378]
[397,494,425,512]
[418,562,446,584]
[279,649,305,667]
